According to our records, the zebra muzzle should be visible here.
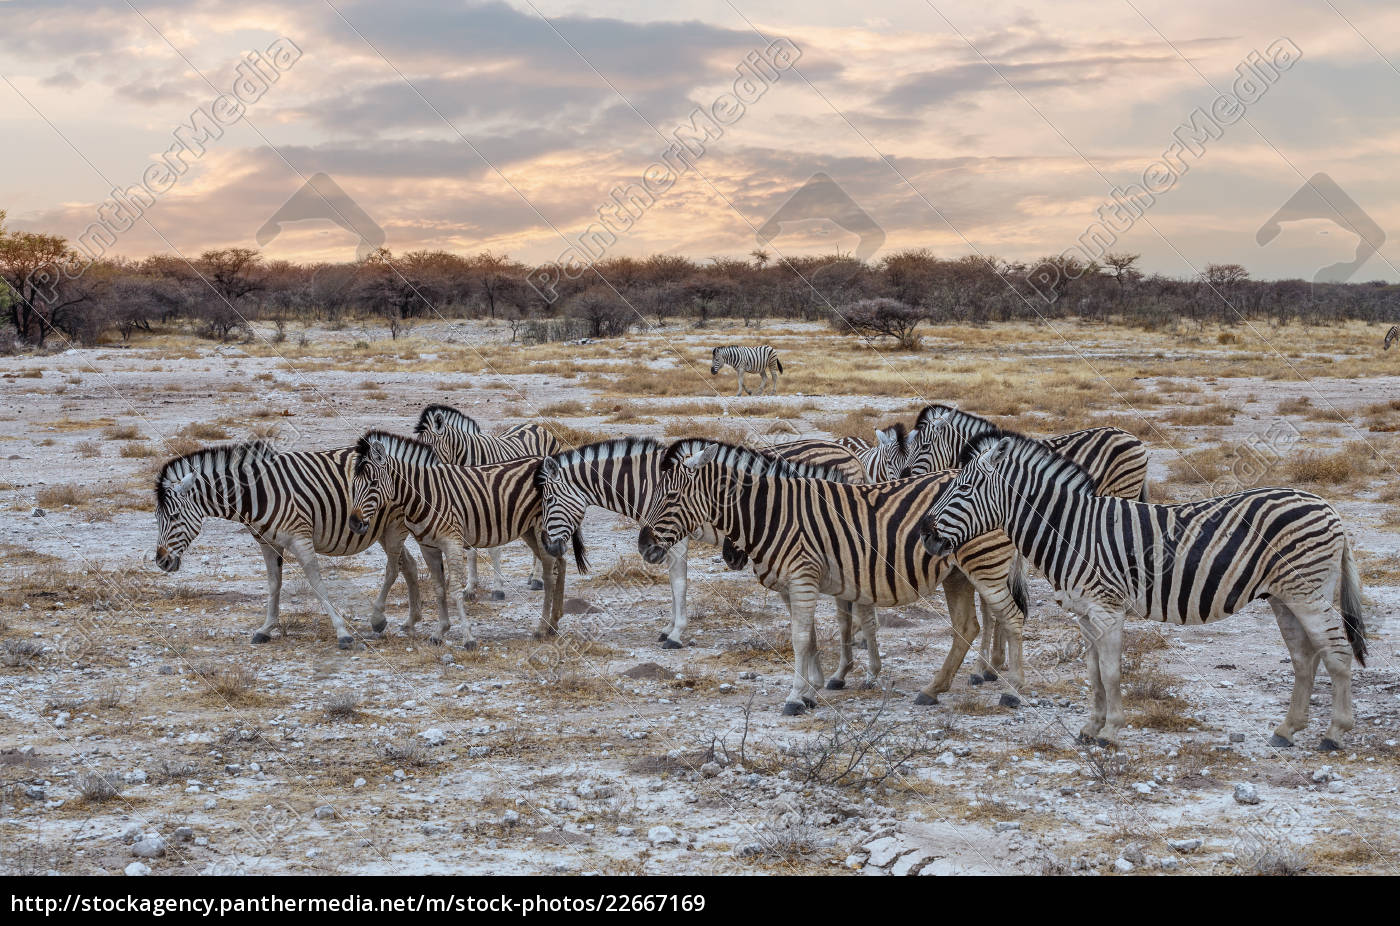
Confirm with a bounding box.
[921,532,955,558]
[348,513,370,536]
[542,535,567,559]
[637,526,668,565]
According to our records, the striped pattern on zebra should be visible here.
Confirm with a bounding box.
[1386,325,1400,350]
[155,440,422,649]
[536,437,877,677]
[348,431,586,646]
[902,404,1150,501]
[635,439,1030,713]
[711,345,783,396]
[414,404,560,597]
[837,422,911,481]
[920,432,1366,749]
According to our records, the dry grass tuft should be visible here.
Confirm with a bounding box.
[36,484,92,508]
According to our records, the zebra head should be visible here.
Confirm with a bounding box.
[536,456,588,559]
[873,423,909,480]
[710,347,724,375]
[638,442,720,564]
[413,404,476,465]
[900,404,958,478]
[919,436,1012,558]
[349,437,392,535]
[154,469,202,572]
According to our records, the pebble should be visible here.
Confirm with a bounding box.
[502,810,520,826]
[700,762,722,778]
[353,778,366,789]
[467,746,490,758]
[124,861,150,877]
[733,843,763,858]
[616,825,634,836]
[1113,858,1134,873]
[124,770,147,785]
[1168,838,1202,852]
[648,825,679,845]
[1233,783,1261,805]
[1229,732,1246,743]
[994,821,1021,832]
[418,728,447,746]
[131,836,166,859]
[313,805,335,820]
[174,827,194,842]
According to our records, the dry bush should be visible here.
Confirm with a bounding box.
[1285,442,1387,487]
[75,772,123,804]
[782,693,947,788]
[662,418,753,445]
[1,639,45,668]
[814,407,883,442]
[102,424,142,441]
[583,554,667,588]
[193,662,257,702]
[120,442,158,458]
[384,740,432,768]
[180,422,230,441]
[36,484,92,508]
[1162,403,1238,427]
[323,691,361,720]
[75,440,101,458]
[538,419,607,450]
[539,399,588,416]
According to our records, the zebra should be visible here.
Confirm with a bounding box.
[711,345,782,396]
[635,439,1030,713]
[535,436,878,674]
[413,404,558,597]
[838,422,912,481]
[901,404,1150,501]
[920,431,1366,749]
[1386,325,1399,350]
[154,440,422,649]
[348,431,586,646]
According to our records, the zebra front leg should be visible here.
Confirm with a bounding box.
[660,537,689,648]
[419,545,449,638]
[525,540,545,591]
[855,603,881,687]
[398,548,423,630]
[439,541,476,648]
[369,533,411,635]
[465,548,480,603]
[735,371,747,396]
[781,580,821,715]
[252,543,284,644]
[916,570,979,704]
[523,534,562,640]
[286,536,355,649]
[974,596,999,681]
[826,598,855,690]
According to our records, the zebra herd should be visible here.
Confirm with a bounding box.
[153,344,1367,751]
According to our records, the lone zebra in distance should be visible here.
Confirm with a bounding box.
[711,345,782,396]
[921,431,1366,749]
[1385,324,1399,350]
[154,440,422,649]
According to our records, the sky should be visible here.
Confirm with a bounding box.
[1,0,1397,283]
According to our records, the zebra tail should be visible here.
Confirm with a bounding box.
[571,529,590,575]
[774,357,784,374]
[1340,539,1367,667]
[1138,479,1151,504]
[1009,553,1030,618]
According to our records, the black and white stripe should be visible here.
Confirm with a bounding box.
[1386,325,1399,350]
[636,439,1030,713]
[711,345,783,395]
[902,404,1150,501]
[838,422,911,482]
[921,431,1366,749]
[349,431,586,647]
[154,440,422,648]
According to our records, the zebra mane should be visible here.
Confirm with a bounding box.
[543,437,662,471]
[964,430,1096,496]
[662,438,854,483]
[154,440,278,507]
[878,421,908,444]
[915,403,995,437]
[414,403,480,436]
[354,430,439,473]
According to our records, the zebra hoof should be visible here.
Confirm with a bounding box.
[657,632,670,643]
[429,635,444,646]
[781,701,807,716]
[1267,734,1294,748]
[660,638,682,650]
[337,636,354,650]
[913,692,939,706]
[462,640,479,651]
[969,674,984,686]
[802,696,817,708]
[490,590,506,601]
[369,618,387,634]
[1319,737,1342,753]
[981,669,999,682]
[526,579,545,591]
[1094,737,1116,749]
[824,678,846,690]
[250,631,271,645]
[999,693,1022,708]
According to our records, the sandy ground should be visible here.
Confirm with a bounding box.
[1,318,1397,876]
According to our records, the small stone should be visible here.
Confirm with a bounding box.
[994,821,1021,833]
[174,827,194,842]
[31,507,46,517]
[1229,732,1245,743]
[699,762,722,778]
[1327,780,1345,794]
[124,861,150,877]
[313,805,335,819]
[935,751,956,767]
[418,728,447,746]
[1312,766,1334,783]
[616,825,634,836]
[25,786,45,801]
[124,769,147,785]
[1132,782,1154,794]
[353,778,366,789]
[1113,858,1134,873]
[1233,783,1260,805]
[648,825,679,845]
[733,843,763,858]
[502,809,520,827]
[131,836,166,859]
[864,836,901,868]
[1168,838,1203,853]
[467,745,490,758]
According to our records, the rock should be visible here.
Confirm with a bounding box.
[353,778,366,789]
[950,744,972,757]
[935,751,956,767]
[119,824,142,844]
[562,597,602,615]
[699,762,722,778]
[1168,838,1203,853]
[420,822,449,835]
[124,861,150,877]
[994,821,1021,833]
[1232,783,1260,805]
[733,843,763,858]
[124,770,147,785]
[616,825,634,836]
[1327,780,1345,794]
[648,825,679,845]
[25,786,45,801]
[1312,766,1334,783]
[502,810,520,827]
[576,782,616,801]
[174,827,194,842]
[622,662,676,681]
[467,746,491,758]
[845,853,867,869]
[1132,782,1154,794]
[864,836,901,868]
[1013,774,1038,789]
[313,805,335,820]
[1113,858,1134,873]
[1229,732,1245,743]
[131,836,166,859]
[418,728,447,746]
[31,507,46,517]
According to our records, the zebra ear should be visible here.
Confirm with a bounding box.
[540,457,561,481]
[368,439,388,465]
[875,427,897,448]
[989,437,1013,464]
[682,443,719,469]
[171,471,197,494]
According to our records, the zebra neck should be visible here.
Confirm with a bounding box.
[1002,469,1101,588]
[705,467,762,552]
[583,454,657,520]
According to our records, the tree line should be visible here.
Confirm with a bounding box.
[1,209,1396,349]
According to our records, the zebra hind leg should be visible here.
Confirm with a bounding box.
[781,583,821,714]
[1279,597,1355,750]
[855,603,881,688]
[917,570,978,705]
[826,599,855,689]
[286,537,356,649]
[252,543,284,645]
